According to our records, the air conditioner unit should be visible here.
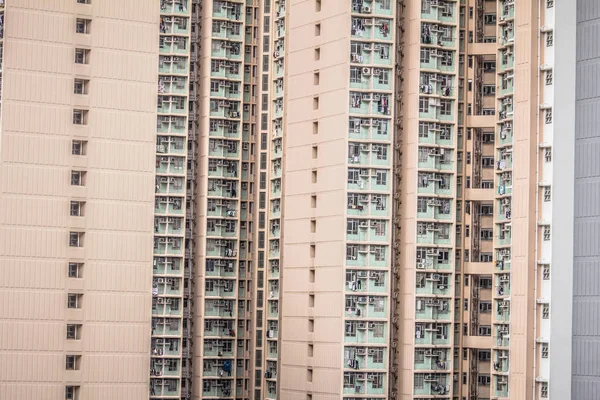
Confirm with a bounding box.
[358,322,367,330]
[362,67,372,75]
[362,5,371,13]
[362,43,372,51]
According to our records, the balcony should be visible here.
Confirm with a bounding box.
[160,18,190,35]
[417,173,453,195]
[154,197,184,216]
[202,360,235,377]
[414,352,451,372]
[211,62,242,80]
[212,2,243,21]
[152,302,183,317]
[350,93,391,116]
[346,272,387,294]
[415,274,451,296]
[151,339,181,357]
[414,323,450,345]
[349,118,392,142]
[416,198,452,221]
[152,318,181,336]
[418,150,454,172]
[344,321,387,344]
[212,22,243,41]
[205,280,236,298]
[351,0,393,16]
[420,49,455,73]
[413,373,450,396]
[344,347,387,370]
[211,41,243,61]
[150,379,180,397]
[345,296,387,319]
[202,381,234,398]
[416,227,452,246]
[204,323,237,338]
[160,0,189,15]
[159,36,189,55]
[151,359,180,377]
[153,279,183,296]
[203,339,235,357]
[416,298,451,321]
[421,1,457,24]
[157,116,187,134]
[346,245,388,268]
[153,259,183,276]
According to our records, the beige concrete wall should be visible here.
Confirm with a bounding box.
[280,0,351,398]
[508,0,538,398]
[0,1,158,398]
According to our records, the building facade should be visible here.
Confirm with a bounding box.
[0,0,593,400]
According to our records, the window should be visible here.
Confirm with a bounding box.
[479,301,492,313]
[71,171,85,186]
[546,32,554,47]
[543,186,551,202]
[478,375,491,386]
[483,61,496,72]
[66,324,81,340]
[542,304,550,319]
[544,148,552,162]
[414,375,424,389]
[74,79,88,95]
[543,226,551,241]
[478,326,491,336]
[482,180,494,189]
[419,97,429,113]
[68,262,82,278]
[371,348,384,364]
[482,157,494,168]
[70,201,84,216]
[66,355,80,370]
[373,144,388,160]
[484,13,497,24]
[541,343,549,358]
[545,70,553,85]
[77,0,90,3]
[545,109,553,124]
[76,19,91,34]
[420,47,430,63]
[375,170,387,186]
[73,109,87,125]
[65,386,79,400]
[483,85,496,96]
[75,48,90,64]
[347,220,358,235]
[481,229,493,241]
[478,350,491,361]
[546,0,554,8]
[417,198,427,213]
[69,232,83,247]
[371,374,383,389]
[542,265,550,280]
[72,140,86,155]
[440,100,452,116]
[541,382,548,398]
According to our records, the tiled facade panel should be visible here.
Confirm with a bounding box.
[0,1,158,398]
[573,0,600,398]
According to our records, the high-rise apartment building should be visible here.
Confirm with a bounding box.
[0,0,595,400]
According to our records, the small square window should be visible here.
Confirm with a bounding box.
[68,293,82,308]
[70,201,84,216]
[68,262,83,278]
[72,140,86,155]
[71,171,85,186]
[65,385,80,400]
[66,324,81,340]
[69,232,83,247]
[73,109,88,125]
[77,0,91,3]
[74,48,89,64]
[76,19,91,34]
[74,79,88,95]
